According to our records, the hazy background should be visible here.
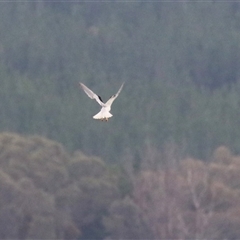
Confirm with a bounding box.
[0,2,240,239]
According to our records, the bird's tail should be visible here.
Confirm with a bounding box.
[93,110,113,120]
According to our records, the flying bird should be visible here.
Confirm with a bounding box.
[79,82,124,121]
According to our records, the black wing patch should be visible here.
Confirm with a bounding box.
[98,95,103,103]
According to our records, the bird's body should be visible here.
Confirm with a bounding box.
[79,82,124,121]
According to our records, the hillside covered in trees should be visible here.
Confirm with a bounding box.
[0,132,239,239]
[0,2,240,161]
[0,2,240,238]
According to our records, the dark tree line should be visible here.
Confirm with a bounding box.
[0,2,240,161]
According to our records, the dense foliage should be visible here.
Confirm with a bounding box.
[1,2,240,239]
[0,2,239,161]
[109,145,240,239]
[0,133,239,239]
[0,132,121,239]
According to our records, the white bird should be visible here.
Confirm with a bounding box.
[79,82,124,121]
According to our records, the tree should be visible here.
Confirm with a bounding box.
[0,132,123,239]
[106,146,240,239]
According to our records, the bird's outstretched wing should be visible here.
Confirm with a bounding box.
[105,82,125,107]
[79,82,106,107]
